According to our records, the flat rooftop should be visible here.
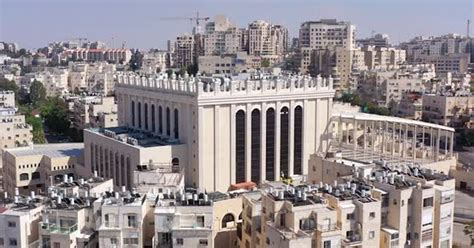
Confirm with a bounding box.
[89,127,182,148]
[5,143,84,158]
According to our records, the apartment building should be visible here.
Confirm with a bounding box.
[68,62,116,95]
[173,34,196,68]
[362,46,406,70]
[2,143,84,196]
[71,95,117,130]
[203,15,247,56]
[97,189,152,247]
[22,68,69,96]
[0,107,32,150]
[132,162,185,194]
[299,19,355,50]
[248,20,288,60]
[392,92,423,120]
[0,193,44,248]
[357,33,390,48]
[141,50,169,74]
[70,48,132,64]
[154,189,242,248]
[87,72,334,192]
[198,52,261,74]
[422,53,470,73]
[422,94,474,128]
[0,90,15,108]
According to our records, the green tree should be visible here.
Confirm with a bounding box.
[129,49,144,71]
[261,59,270,68]
[186,63,199,76]
[41,97,70,134]
[0,78,19,93]
[29,80,46,106]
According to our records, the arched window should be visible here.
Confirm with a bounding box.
[251,109,261,184]
[32,172,40,180]
[115,153,120,186]
[166,107,171,136]
[20,173,29,181]
[120,155,125,187]
[174,108,179,139]
[235,110,246,183]
[158,106,163,134]
[151,105,156,132]
[266,108,275,180]
[144,103,149,130]
[294,106,303,175]
[126,157,131,187]
[221,213,235,228]
[280,107,289,177]
[90,143,95,173]
[131,101,135,127]
[138,102,142,129]
[171,158,180,173]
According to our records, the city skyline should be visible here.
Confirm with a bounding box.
[1,0,473,50]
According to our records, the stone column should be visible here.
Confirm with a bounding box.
[246,104,252,182]
[436,128,441,161]
[412,125,417,162]
[261,103,267,182]
[230,105,236,184]
[214,105,220,191]
[353,119,357,156]
[275,102,281,180]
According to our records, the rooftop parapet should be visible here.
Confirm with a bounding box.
[115,72,334,98]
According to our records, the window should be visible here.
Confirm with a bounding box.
[9,239,17,246]
[293,106,303,174]
[323,240,331,248]
[235,110,246,183]
[19,173,29,181]
[110,238,118,245]
[32,172,40,180]
[197,216,205,227]
[346,213,354,220]
[369,231,375,239]
[222,214,235,228]
[127,215,137,228]
[423,197,433,207]
[251,109,261,183]
[369,212,376,219]
[265,108,275,180]
[8,221,16,227]
[176,238,183,245]
[123,238,139,245]
[199,239,208,246]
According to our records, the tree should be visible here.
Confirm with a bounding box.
[261,59,270,68]
[186,63,199,76]
[29,80,46,106]
[0,78,19,93]
[129,49,144,71]
[41,97,70,134]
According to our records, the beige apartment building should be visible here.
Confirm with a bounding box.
[71,48,132,64]
[0,107,32,150]
[154,190,242,248]
[422,94,474,128]
[71,95,117,130]
[173,34,196,68]
[248,20,288,59]
[84,72,335,192]
[2,143,84,196]
[198,52,261,74]
[308,151,455,248]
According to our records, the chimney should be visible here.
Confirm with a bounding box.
[30,191,35,199]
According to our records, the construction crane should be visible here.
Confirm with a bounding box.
[160,11,210,33]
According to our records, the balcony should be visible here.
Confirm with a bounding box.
[40,222,78,234]
[342,234,362,247]
[317,223,339,232]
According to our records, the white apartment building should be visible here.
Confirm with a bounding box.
[0,107,32,150]
[0,194,44,248]
[71,95,117,130]
[22,68,69,96]
[2,143,85,196]
[84,72,335,192]
[141,50,169,74]
[248,20,288,59]
[422,94,474,128]
[0,90,15,108]
[198,52,261,74]
[154,190,242,248]
[299,19,355,50]
[362,46,406,70]
[70,48,132,64]
[68,62,116,95]
[203,15,246,56]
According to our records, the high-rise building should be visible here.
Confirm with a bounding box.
[173,34,196,68]
[299,19,355,51]
[248,20,288,60]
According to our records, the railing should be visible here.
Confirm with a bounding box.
[317,223,339,232]
[40,222,78,234]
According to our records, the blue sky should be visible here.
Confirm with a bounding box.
[0,0,473,50]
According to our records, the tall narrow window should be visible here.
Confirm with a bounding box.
[174,109,179,139]
[294,106,303,174]
[235,110,246,183]
[166,107,171,136]
[280,107,289,177]
[266,108,275,180]
[251,109,261,184]
[90,144,95,173]
[115,153,119,186]
[158,106,163,134]
[137,102,142,129]
[151,105,156,132]
[144,103,148,130]
[131,101,135,127]
[120,155,125,187]
[126,157,131,187]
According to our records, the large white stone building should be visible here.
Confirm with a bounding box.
[84,72,335,192]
